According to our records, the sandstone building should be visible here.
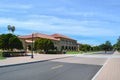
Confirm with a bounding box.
[19,33,79,51]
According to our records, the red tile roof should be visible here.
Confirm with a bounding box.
[19,33,76,41]
[51,34,75,40]
[19,33,59,41]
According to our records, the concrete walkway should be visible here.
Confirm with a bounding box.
[92,51,120,80]
[0,54,72,67]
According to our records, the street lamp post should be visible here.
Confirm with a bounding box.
[31,33,34,58]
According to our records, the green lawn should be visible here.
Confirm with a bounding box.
[0,57,6,60]
[66,51,104,54]
[83,51,105,55]
[66,51,83,54]
[0,51,6,60]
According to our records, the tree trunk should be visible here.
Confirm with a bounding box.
[105,50,107,53]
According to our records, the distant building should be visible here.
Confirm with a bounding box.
[19,33,79,52]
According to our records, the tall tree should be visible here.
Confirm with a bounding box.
[79,44,92,52]
[100,41,113,53]
[92,46,100,51]
[7,25,11,33]
[0,33,23,51]
[9,36,23,51]
[113,36,120,50]
[34,38,54,53]
[11,26,15,33]
[7,25,15,33]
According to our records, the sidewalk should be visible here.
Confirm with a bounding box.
[0,54,72,67]
[92,51,120,80]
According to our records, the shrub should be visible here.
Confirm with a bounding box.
[2,52,10,57]
[2,51,25,57]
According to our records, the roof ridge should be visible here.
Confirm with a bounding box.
[19,33,60,41]
[51,33,74,40]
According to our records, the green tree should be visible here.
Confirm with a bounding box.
[80,44,92,52]
[7,25,11,33]
[34,38,54,53]
[0,33,23,51]
[113,36,120,50]
[92,46,100,51]
[7,25,15,33]
[11,26,15,33]
[0,34,12,50]
[99,41,112,53]
[9,36,23,51]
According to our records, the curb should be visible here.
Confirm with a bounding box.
[0,56,72,68]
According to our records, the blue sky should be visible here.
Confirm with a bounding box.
[0,0,120,45]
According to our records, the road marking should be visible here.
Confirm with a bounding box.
[51,65,63,70]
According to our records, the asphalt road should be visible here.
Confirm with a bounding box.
[0,57,106,80]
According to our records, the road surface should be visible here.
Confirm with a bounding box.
[0,55,108,80]
[1,51,113,80]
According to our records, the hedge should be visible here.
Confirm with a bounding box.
[47,51,63,54]
[2,51,26,57]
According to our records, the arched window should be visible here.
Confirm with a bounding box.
[66,46,68,50]
[61,46,64,50]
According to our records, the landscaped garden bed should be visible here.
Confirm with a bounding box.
[2,51,26,57]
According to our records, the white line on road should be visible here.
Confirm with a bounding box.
[51,65,63,70]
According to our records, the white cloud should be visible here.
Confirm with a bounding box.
[0,9,11,12]
[0,3,32,13]
[78,40,100,46]
[0,3,32,9]
[0,15,119,37]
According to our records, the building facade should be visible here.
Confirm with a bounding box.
[19,33,78,52]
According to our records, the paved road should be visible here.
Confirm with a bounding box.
[0,56,106,80]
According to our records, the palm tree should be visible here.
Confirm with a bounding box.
[7,25,11,33]
[7,25,15,33]
[11,26,15,33]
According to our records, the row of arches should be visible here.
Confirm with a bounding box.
[61,46,77,51]
[27,45,77,51]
